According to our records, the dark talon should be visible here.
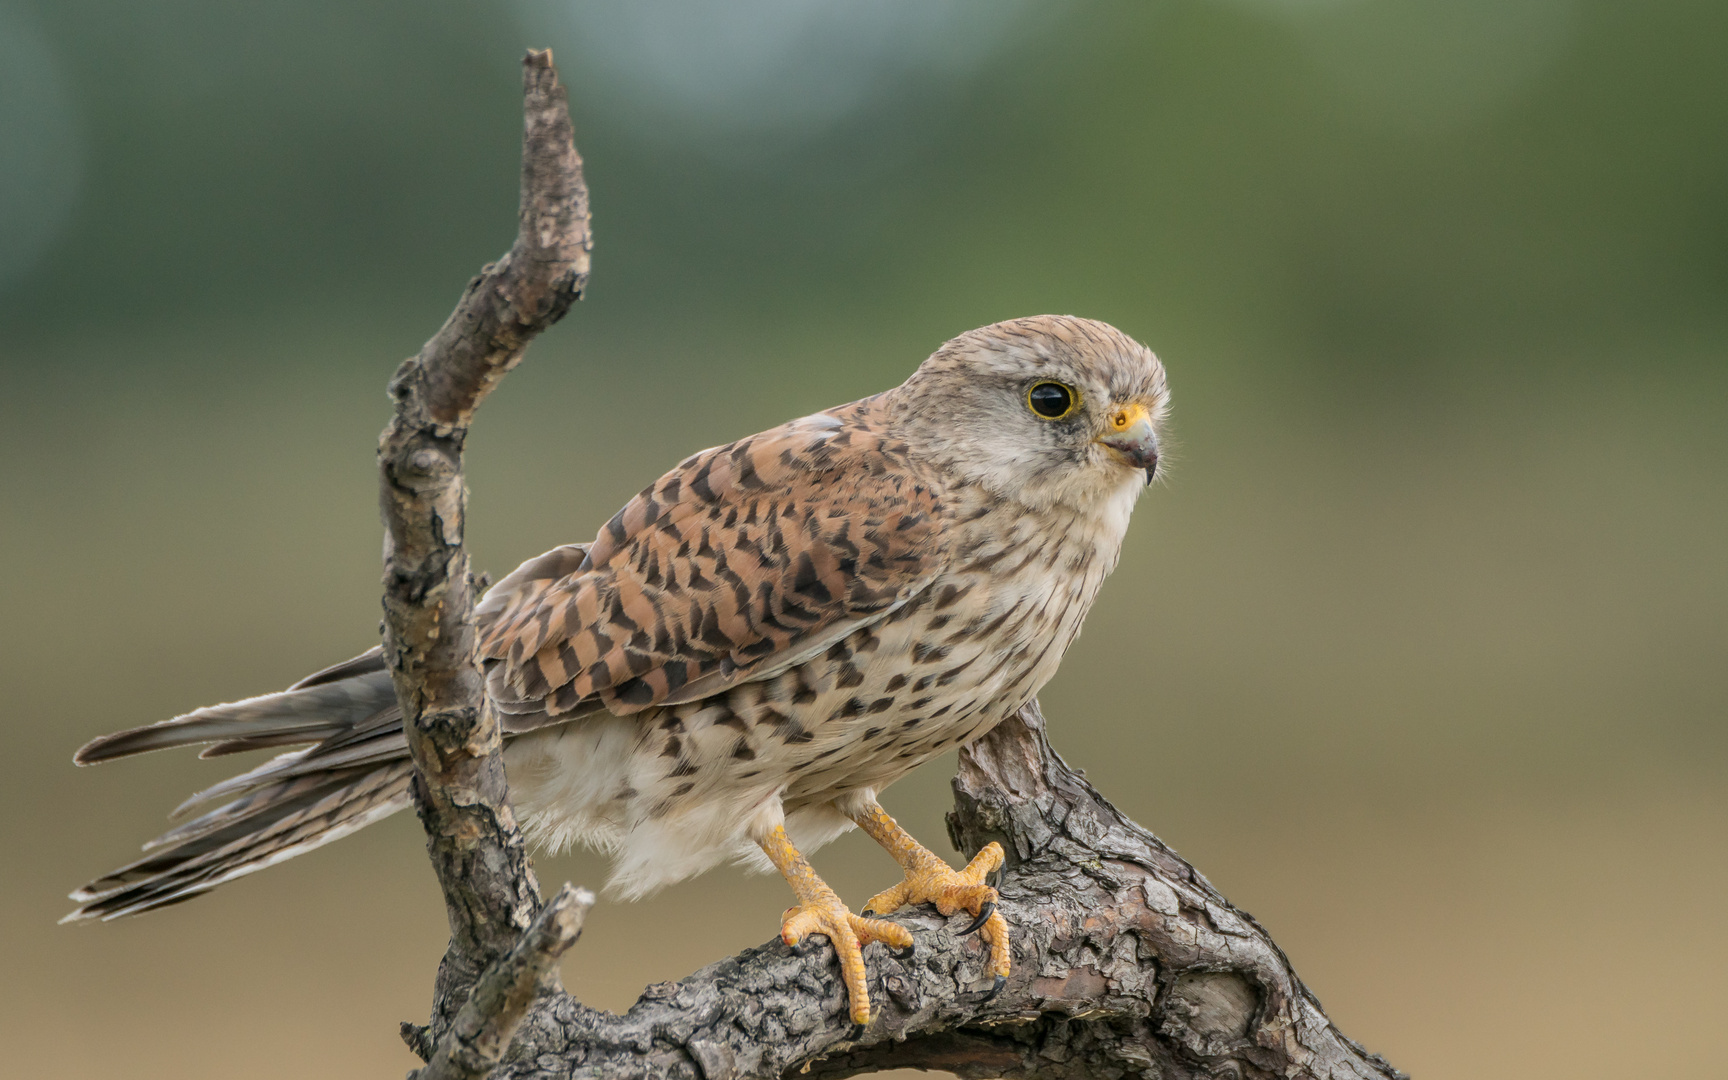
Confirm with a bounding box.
[892,942,915,959]
[983,974,1006,1002]
[860,909,877,918]
[847,1022,866,1041]
[959,900,995,936]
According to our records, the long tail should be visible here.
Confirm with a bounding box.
[64,647,415,923]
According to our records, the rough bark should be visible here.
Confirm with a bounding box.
[377,48,591,1063]
[383,49,1405,1080]
[414,884,597,1080]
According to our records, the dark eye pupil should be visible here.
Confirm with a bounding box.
[1029,382,1072,418]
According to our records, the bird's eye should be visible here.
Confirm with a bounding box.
[1027,381,1078,420]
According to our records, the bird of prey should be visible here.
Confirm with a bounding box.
[67,314,1167,1025]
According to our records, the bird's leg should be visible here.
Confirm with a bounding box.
[845,794,1011,987]
[756,822,913,1025]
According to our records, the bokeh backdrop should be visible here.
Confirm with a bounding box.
[3,2,1724,1077]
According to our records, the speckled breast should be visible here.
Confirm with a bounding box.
[668,489,1124,810]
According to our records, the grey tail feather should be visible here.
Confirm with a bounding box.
[288,646,388,690]
[63,760,414,922]
[168,727,408,824]
[72,647,393,765]
[63,647,418,923]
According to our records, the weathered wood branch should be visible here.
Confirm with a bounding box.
[377,47,590,1054]
[380,50,1402,1080]
[415,884,597,1080]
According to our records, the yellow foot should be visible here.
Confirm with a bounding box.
[780,892,914,1025]
[862,841,1011,984]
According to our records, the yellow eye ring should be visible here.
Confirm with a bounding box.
[1026,380,1080,420]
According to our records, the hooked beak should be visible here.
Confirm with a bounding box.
[1097,402,1158,484]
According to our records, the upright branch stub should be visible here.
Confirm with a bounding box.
[414,884,597,1080]
[377,49,590,974]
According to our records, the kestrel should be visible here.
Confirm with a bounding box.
[68,315,1167,1025]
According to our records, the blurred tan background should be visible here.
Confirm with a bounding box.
[3,1,1724,1077]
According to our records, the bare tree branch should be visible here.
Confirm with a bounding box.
[377,47,590,1047]
[379,50,1403,1080]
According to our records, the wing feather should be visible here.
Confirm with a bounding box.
[477,399,946,720]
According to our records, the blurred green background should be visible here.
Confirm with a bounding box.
[3,1,1723,1077]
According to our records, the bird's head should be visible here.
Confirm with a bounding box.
[893,315,1169,514]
